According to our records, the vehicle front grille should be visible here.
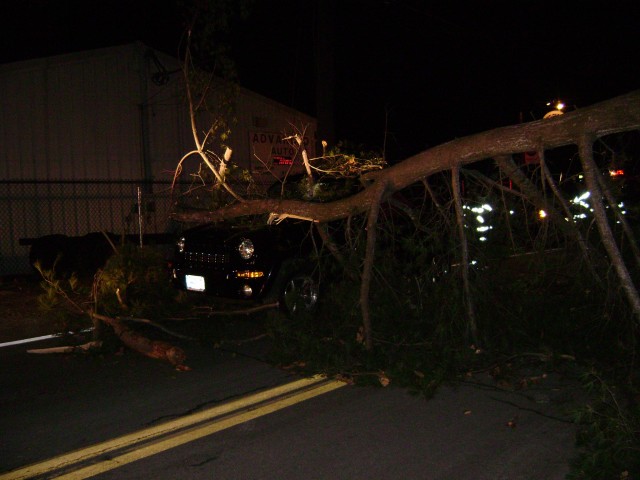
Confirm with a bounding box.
[183,251,229,268]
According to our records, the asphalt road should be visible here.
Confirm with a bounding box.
[0,324,581,479]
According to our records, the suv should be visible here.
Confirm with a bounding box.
[169,174,370,315]
[169,216,322,315]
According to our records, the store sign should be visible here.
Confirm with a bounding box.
[249,132,311,177]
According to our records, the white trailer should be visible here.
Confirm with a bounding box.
[0,42,316,275]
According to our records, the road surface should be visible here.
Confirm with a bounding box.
[0,326,580,479]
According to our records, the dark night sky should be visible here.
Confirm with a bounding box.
[2,0,639,161]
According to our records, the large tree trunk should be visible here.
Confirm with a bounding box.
[172,90,640,226]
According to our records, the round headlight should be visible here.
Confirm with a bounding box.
[177,237,186,253]
[238,238,254,260]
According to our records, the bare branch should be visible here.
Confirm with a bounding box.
[179,36,243,203]
[360,180,388,350]
[594,165,640,268]
[578,135,640,322]
[452,165,478,345]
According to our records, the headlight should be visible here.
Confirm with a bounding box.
[238,238,254,260]
[177,237,186,253]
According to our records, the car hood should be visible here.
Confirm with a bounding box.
[181,219,315,253]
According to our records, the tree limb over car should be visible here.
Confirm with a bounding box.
[172,90,640,226]
[171,90,640,350]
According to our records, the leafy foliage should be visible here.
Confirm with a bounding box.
[568,372,640,479]
[35,262,91,335]
[96,244,180,318]
[35,244,186,332]
[314,141,386,178]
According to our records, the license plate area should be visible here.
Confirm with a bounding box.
[185,275,205,292]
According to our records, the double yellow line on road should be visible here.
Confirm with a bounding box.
[1,375,345,480]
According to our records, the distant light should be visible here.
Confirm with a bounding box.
[609,169,625,177]
[469,204,493,214]
[538,210,547,219]
[476,215,485,224]
[544,100,565,118]
[572,191,591,207]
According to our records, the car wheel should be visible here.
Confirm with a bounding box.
[280,273,319,316]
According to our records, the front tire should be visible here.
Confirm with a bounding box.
[280,273,319,316]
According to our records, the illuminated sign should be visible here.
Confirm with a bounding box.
[249,131,312,177]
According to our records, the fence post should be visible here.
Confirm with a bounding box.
[137,186,143,247]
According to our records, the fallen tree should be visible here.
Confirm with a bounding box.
[172,90,640,350]
[172,91,640,224]
[31,249,192,371]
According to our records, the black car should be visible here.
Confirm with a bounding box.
[169,218,321,315]
[169,172,370,314]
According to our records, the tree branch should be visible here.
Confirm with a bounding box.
[172,91,640,226]
[578,135,640,322]
[452,165,478,345]
[360,180,388,350]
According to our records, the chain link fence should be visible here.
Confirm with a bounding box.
[1,180,181,276]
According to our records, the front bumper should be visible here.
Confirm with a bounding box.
[171,266,275,300]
